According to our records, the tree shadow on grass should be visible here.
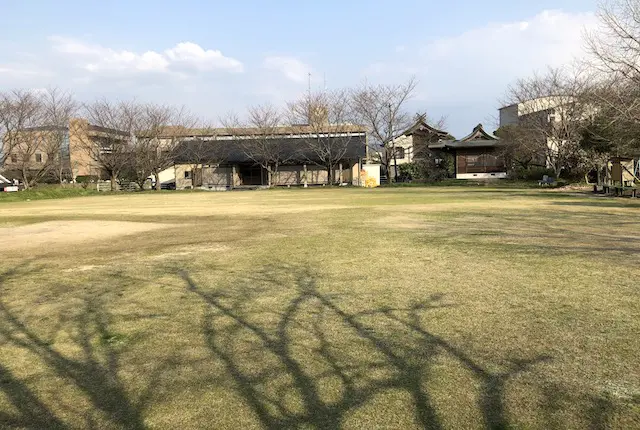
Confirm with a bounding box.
[182,265,553,429]
[551,200,640,209]
[0,264,170,429]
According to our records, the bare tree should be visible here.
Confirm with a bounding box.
[0,90,44,182]
[586,0,640,85]
[42,88,78,184]
[350,77,418,182]
[585,1,640,156]
[78,100,136,191]
[224,104,290,187]
[503,67,593,178]
[133,104,198,191]
[287,89,358,185]
[175,127,231,189]
[0,89,76,189]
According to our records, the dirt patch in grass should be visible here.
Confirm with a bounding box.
[148,244,231,260]
[0,220,170,251]
[373,215,434,230]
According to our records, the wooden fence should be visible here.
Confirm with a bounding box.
[96,181,139,192]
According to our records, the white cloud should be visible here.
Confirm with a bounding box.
[49,36,243,75]
[262,56,311,83]
[421,10,596,72]
[362,9,598,135]
[165,42,243,72]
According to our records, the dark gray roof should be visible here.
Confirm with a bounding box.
[429,139,503,149]
[459,124,498,142]
[428,124,500,150]
[402,118,452,139]
[174,135,366,164]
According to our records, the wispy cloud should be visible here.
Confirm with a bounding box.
[364,9,598,101]
[0,64,51,78]
[362,9,598,134]
[262,56,311,83]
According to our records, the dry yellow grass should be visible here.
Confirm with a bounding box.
[0,187,638,429]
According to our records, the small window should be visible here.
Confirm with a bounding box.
[184,171,192,179]
[35,153,43,163]
[10,154,17,163]
[395,147,406,159]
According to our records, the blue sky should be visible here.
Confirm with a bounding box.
[1,0,599,136]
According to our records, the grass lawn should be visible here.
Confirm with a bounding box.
[0,187,638,429]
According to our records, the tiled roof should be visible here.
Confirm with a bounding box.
[157,124,367,138]
[174,134,366,164]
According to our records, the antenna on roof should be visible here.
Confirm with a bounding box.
[323,73,327,92]
[308,72,312,99]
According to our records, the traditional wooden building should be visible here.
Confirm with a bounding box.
[163,126,368,190]
[386,117,453,180]
[429,124,506,179]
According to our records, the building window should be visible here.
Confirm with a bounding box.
[395,147,405,159]
[465,154,482,167]
[35,153,43,163]
[184,171,192,179]
[10,154,17,163]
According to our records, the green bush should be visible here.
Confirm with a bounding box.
[510,167,556,181]
[398,161,450,183]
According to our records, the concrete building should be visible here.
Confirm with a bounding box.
[499,96,576,127]
[2,118,128,182]
[499,96,593,171]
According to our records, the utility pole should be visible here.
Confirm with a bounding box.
[307,72,312,124]
[390,103,399,183]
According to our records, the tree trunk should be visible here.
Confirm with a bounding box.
[303,164,308,188]
[327,164,334,185]
[21,168,30,190]
[274,162,279,187]
[110,175,118,192]
[553,164,562,179]
[154,170,161,191]
[393,151,399,183]
[136,178,147,191]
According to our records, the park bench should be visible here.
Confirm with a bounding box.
[602,185,638,197]
[538,175,555,186]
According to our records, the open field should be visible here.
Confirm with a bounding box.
[0,187,638,429]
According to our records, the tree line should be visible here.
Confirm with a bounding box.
[0,79,425,190]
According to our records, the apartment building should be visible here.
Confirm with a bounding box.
[2,118,128,181]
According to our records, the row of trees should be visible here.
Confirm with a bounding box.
[1,79,424,189]
[498,0,640,180]
[0,91,199,190]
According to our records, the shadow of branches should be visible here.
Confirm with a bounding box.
[0,264,169,429]
[0,262,626,428]
[182,265,552,429]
